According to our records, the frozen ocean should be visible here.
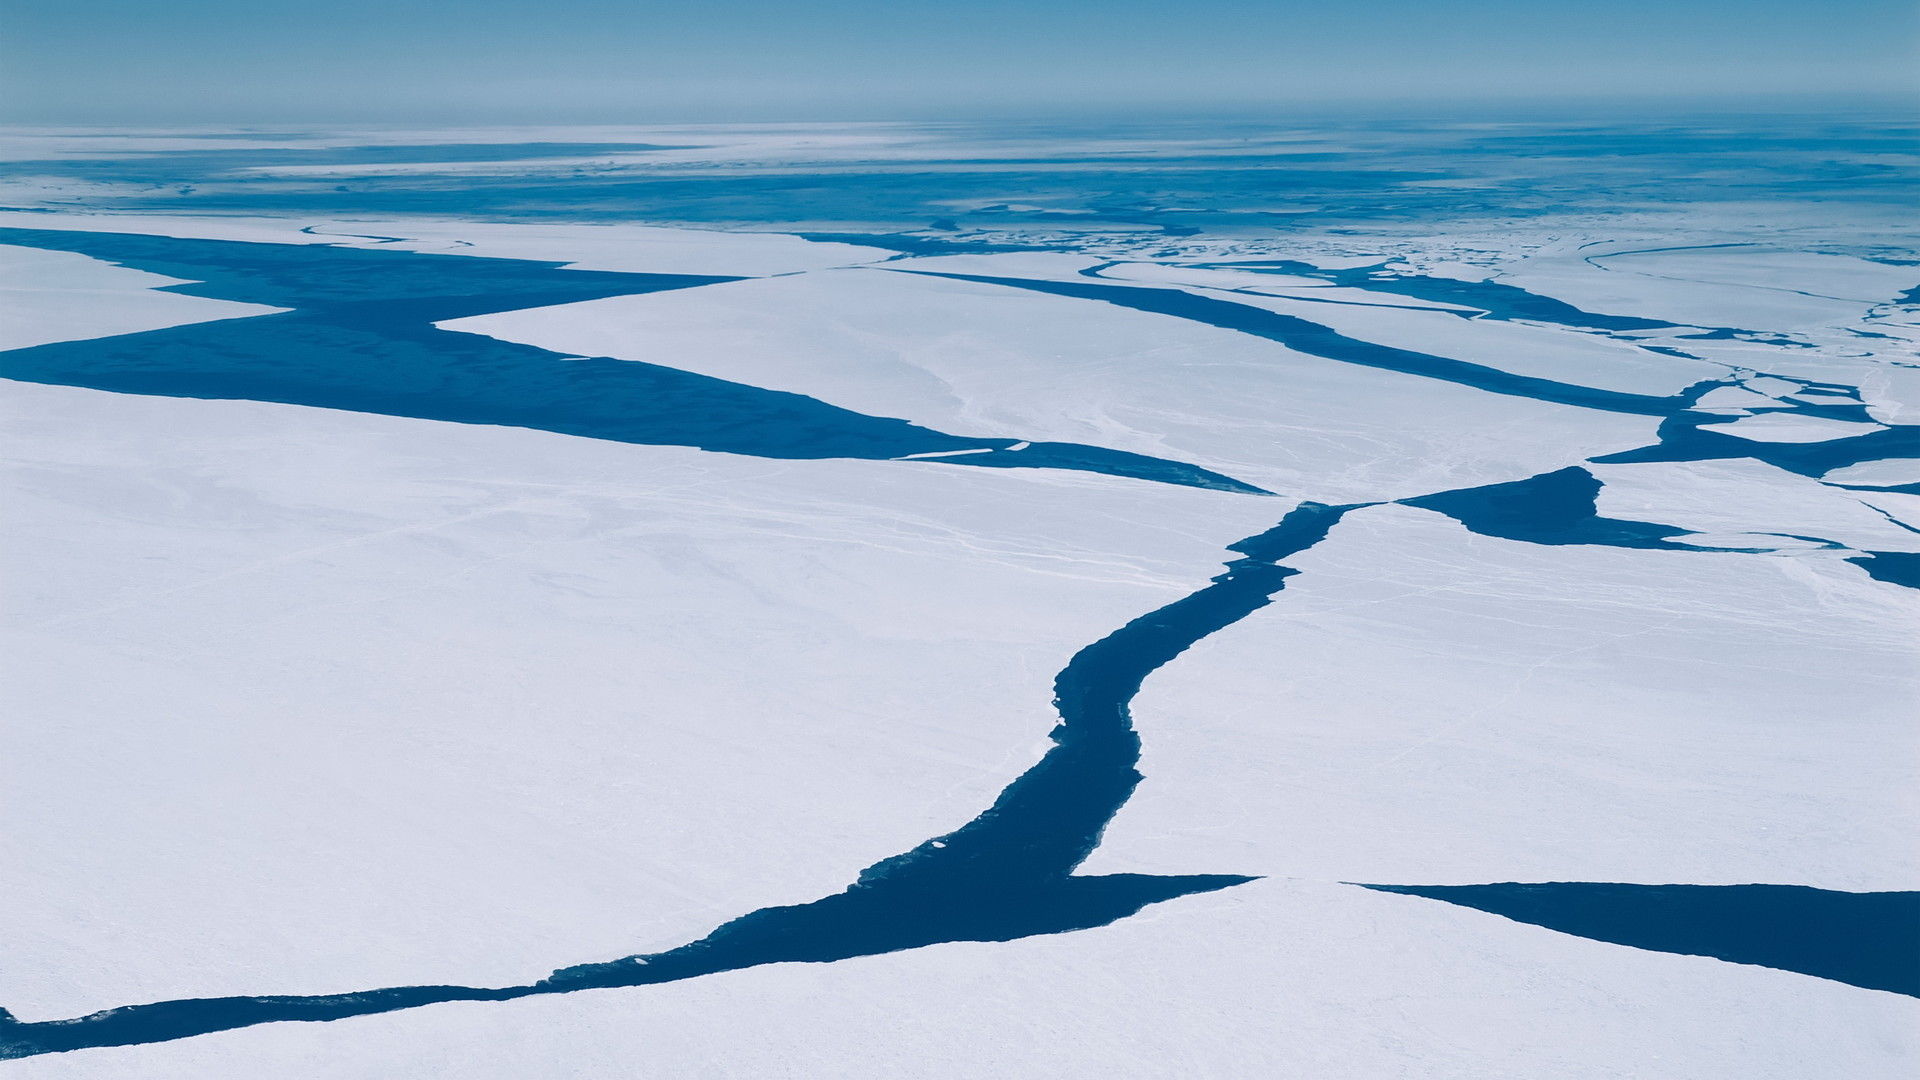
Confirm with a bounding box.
[1,114,1916,1076]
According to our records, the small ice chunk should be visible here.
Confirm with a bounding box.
[1697,413,1884,443]
[1823,459,1920,487]
[894,448,998,460]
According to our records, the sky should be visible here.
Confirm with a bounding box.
[2,0,1916,124]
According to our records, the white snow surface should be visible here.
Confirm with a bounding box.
[1826,458,1920,487]
[1592,459,1920,553]
[1497,243,1907,331]
[1083,503,1917,890]
[0,244,283,349]
[444,266,1661,503]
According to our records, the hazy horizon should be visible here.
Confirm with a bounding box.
[4,0,1916,125]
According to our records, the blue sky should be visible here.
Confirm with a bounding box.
[3,0,1915,123]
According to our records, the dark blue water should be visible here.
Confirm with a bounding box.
[1360,883,1920,997]
[1402,466,1716,550]
[0,228,1264,495]
[0,503,1353,1059]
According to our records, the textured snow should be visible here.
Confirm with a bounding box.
[1083,503,1917,891]
[0,244,282,349]
[0,378,1283,1020]
[1201,286,1724,396]
[446,266,1660,503]
[1497,244,1904,331]
[1591,459,1920,552]
[1826,459,1920,487]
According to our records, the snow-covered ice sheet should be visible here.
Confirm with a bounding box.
[1084,504,1917,890]
[0,184,1914,1076]
[1496,244,1908,332]
[447,266,1661,503]
[0,244,282,349]
[1,378,1288,1020]
[1697,411,1887,443]
[1592,459,1920,552]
